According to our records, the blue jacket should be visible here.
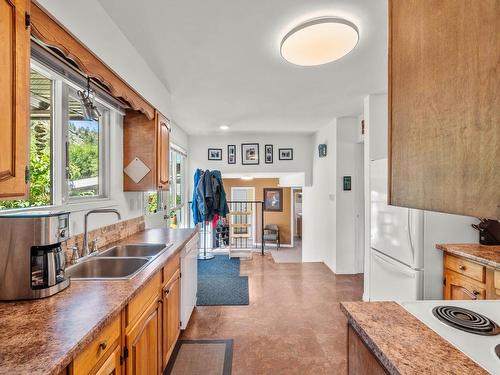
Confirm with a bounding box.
[191,169,203,224]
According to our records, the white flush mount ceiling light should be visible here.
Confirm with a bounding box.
[219,125,230,130]
[280,17,359,66]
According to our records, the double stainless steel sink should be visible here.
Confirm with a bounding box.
[66,243,173,280]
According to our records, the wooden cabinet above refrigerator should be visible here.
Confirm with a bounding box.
[388,0,500,219]
[123,110,170,191]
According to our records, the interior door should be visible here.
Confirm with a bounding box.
[156,113,170,190]
[126,299,161,375]
[0,0,30,198]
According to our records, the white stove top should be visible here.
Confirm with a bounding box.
[400,300,500,374]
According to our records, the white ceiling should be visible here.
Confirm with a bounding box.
[98,0,387,134]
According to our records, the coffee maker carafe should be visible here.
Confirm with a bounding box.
[0,211,71,300]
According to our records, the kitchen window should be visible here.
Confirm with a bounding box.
[0,59,114,211]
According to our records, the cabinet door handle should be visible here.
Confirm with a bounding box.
[459,265,466,271]
[461,287,480,300]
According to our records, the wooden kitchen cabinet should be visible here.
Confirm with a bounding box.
[73,315,121,375]
[93,345,121,375]
[347,325,387,375]
[388,0,500,219]
[162,270,180,367]
[0,0,30,199]
[123,110,170,191]
[444,269,486,301]
[125,297,162,375]
[443,254,499,301]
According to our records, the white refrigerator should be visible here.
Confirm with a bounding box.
[369,158,477,301]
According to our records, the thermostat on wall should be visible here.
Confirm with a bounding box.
[343,176,352,191]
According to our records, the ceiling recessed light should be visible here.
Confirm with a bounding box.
[280,17,359,66]
[241,176,254,181]
[219,125,230,130]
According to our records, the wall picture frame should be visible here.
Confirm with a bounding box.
[265,144,273,164]
[278,148,293,160]
[227,144,236,164]
[208,148,222,160]
[241,143,259,165]
[263,188,283,212]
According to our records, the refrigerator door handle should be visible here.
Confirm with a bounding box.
[407,210,415,264]
[372,251,416,278]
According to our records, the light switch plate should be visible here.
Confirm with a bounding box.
[124,157,150,183]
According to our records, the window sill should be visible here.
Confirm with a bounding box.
[0,198,120,215]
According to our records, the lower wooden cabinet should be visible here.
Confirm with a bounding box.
[125,298,162,375]
[444,269,486,300]
[73,316,121,375]
[347,325,387,374]
[162,271,181,368]
[94,345,121,375]
[70,252,183,375]
[443,254,498,300]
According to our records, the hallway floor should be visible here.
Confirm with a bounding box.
[269,237,302,263]
[182,254,363,375]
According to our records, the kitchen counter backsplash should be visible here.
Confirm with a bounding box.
[61,216,145,263]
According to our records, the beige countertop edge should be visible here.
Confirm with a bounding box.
[0,227,199,375]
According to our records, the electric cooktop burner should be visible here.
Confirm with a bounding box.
[432,306,500,336]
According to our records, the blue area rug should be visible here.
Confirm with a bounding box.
[197,256,249,306]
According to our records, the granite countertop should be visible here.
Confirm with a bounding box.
[341,301,489,375]
[0,227,198,375]
[436,243,500,269]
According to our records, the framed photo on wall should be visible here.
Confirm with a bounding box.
[227,144,236,164]
[263,188,283,212]
[241,143,259,165]
[208,148,222,160]
[279,148,293,160]
[265,144,273,164]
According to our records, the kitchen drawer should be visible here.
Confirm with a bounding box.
[127,271,161,327]
[444,269,486,301]
[73,315,120,375]
[444,255,485,283]
[495,270,500,291]
[163,253,180,286]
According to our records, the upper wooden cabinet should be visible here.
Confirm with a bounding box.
[0,0,30,199]
[388,0,500,219]
[124,110,171,191]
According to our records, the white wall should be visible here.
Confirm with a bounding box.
[302,117,365,274]
[336,117,364,274]
[188,133,313,190]
[302,122,337,268]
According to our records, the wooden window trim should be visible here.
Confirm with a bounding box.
[30,2,155,120]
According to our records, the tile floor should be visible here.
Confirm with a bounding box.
[182,253,364,375]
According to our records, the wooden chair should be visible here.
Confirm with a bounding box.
[263,224,280,250]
